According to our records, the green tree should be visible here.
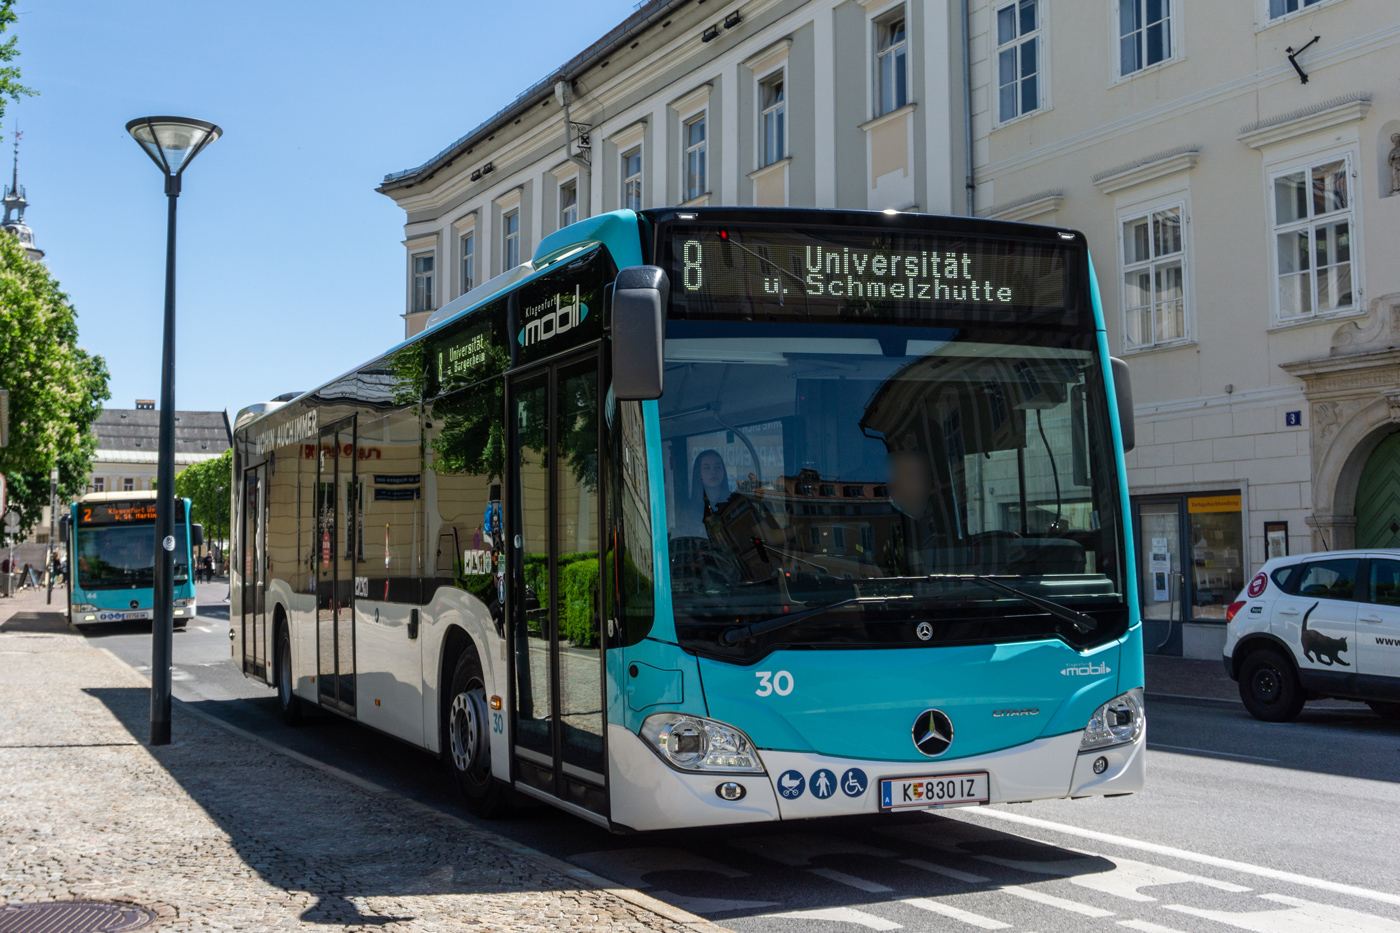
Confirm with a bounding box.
[173,448,232,548]
[0,0,35,123]
[0,232,109,537]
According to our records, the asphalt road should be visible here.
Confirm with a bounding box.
[85,581,1400,933]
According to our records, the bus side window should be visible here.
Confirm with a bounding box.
[609,397,654,646]
[361,407,425,602]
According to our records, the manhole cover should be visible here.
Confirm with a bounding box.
[0,902,156,933]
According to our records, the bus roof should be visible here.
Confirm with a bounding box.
[76,491,158,504]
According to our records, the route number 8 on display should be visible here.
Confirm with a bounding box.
[683,240,703,291]
[755,670,794,696]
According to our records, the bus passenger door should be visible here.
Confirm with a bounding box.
[509,354,607,818]
[241,464,268,679]
[316,418,357,714]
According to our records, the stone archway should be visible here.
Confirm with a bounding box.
[1281,293,1400,551]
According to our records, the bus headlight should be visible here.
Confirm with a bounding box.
[1079,688,1144,751]
[174,598,195,608]
[74,604,98,612]
[639,713,765,773]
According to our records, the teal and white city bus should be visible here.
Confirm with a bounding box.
[231,208,1143,831]
[64,491,201,628]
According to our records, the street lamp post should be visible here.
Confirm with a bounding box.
[126,116,221,746]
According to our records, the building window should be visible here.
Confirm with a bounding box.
[622,147,643,211]
[92,477,105,493]
[560,180,578,228]
[1120,0,1172,76]
[876,12,908,116]
[122,477,134,492]
[1272,154,1354,321]
[412,253,434,313]
[1269,0,1322,18]
[503,210,520,269]
[1121,204,1187,349]
[759,72,786,166]
[460,233,475,295]
[683,115,707,201]
[995,0,1041,123]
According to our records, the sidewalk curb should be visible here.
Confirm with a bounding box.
[94,647,736,933]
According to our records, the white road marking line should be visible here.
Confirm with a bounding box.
[999,886,1114,918]
[1118,921,1188,933]
[1164,893,1400,932]
[810,867,894,893]
[663,893,780,913]
[963,809,1400,908]
[1148,743,1279,762]
[901,859,991,884]
[975,852,1250,901]
[569,847,749,891]
[770,907,902,930]
[902,897,1010,930]
[732,833,896,867]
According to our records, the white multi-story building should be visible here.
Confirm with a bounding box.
[380,0,1400,657]
[969,0,1400,656]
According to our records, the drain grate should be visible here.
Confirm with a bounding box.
[0,902,156,933]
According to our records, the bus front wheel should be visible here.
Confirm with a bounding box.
[276,626,305,726]
[447,649,510,818]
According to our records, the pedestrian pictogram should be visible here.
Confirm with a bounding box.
[810,768,836,799]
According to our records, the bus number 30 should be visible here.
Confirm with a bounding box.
[755,671,794,697]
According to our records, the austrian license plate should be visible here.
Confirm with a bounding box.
[95,610,152,622]
[880,772,989,810]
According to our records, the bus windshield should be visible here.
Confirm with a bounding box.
[656,223,1125,660]
[75,520,189,590]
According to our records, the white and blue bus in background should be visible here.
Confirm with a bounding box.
[64,491,201,628]
[231,207,1143,831]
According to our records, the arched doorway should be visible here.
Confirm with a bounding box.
[1355,431,1400,548]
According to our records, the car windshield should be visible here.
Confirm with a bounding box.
[659,321,1126,659]
[75,521,189,590]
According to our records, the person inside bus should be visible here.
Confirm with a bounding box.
[885,449,954,572]
[673,449,732,538]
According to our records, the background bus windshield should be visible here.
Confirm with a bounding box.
[76,514,189,590]
[657,226,1123,660]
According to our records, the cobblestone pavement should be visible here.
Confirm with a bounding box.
[0,595,707,932]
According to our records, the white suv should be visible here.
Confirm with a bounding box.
[1224,550,1400,722]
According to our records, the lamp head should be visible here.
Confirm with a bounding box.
[126,116,222,192]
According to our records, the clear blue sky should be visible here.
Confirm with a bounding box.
[13,1,636,414]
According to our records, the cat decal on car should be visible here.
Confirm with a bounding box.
[1300,601,1350,667]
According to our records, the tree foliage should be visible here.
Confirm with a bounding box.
[173,448,232,545]
[0,232,109,537]
[0,0,35,124]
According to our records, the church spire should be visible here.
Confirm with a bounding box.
[1,127,41,261]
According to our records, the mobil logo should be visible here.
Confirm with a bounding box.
[1061,661,1111,676]
[519,285,589,348]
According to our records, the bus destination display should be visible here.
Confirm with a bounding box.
[79,501,161,524]
[664,225,1069,319]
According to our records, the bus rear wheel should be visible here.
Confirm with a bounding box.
[447,649,510,818]
[1238,648,1305,722]
[276,626,305,726]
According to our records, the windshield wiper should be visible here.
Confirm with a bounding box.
[716,573,1098,646]
[931,573,1098,634]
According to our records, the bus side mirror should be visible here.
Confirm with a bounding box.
[58,516,69,541]
[192,523,204,548]
[612,265,667,401]
[1110,358,1135,452]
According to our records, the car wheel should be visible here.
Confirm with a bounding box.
[1238,648,1305,722]
[1367,700,1400,720]
[276,626,304,726]
[446,649,510,818]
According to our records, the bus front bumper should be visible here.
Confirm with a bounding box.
[607,724,1144,832]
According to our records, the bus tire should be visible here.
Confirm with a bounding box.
[1238,648,1305,722]
[447,649,510,818]
[276,625,305,726]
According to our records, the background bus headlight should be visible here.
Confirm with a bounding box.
[174,598,195,608]
[74,604,98,612]
[1079,688,1144,751]
[639,713,765,773]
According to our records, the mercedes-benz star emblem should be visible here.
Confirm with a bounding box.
[130,599,140,610]
[912,708,954,757]
[915,621,934,641]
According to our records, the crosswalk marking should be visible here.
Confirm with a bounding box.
[965,809,1400,909]
[810,867,894,893]
[732,833,896,867]
[975,851,1251,901]
[903,897,1011,930]
[1164,893,1400,933]
[1118,921,1188,933]
[1000,885,1115,918]
[901,858,992,884]
[771,907,902,930]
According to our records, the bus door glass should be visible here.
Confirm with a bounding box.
[316,418,357,713]
[510,353,606,813]
[241,465,268,678]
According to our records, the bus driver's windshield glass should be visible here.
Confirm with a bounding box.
[658,229,1123,654]
[76,521,190,589]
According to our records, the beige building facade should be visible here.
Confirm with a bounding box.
[970,0,1400,655]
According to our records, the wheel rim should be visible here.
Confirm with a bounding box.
[1251,664,1282,704]
[449,687,490,785]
